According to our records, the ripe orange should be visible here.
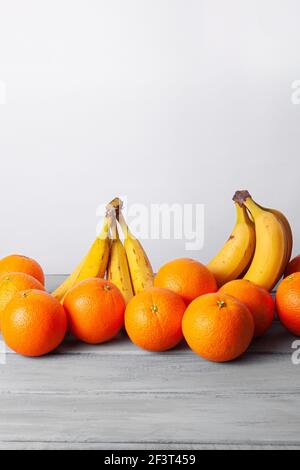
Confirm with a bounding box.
[219,279,274,337]
[125,287,186,352]
[0,272,45,330]
[285,255,300,277]
[154,258,217,305]
[2,290,67,357]
[0,254,45,285]
[182,293,254,362]
[276,273,300,335]
[63,278,125,344]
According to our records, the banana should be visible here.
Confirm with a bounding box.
[260,206,293,270]
[242,197,293,271]
[107,220,134,304]
[237,191,288,291]
[118,210,154,295]
[52,216,111,302]
[207,201,256,287]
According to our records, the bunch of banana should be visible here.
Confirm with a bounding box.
[208,190,293,291]
[52,215,112,302]
[106,198,154,296]
[52,197,154,304]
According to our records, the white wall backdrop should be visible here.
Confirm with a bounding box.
[0,0,299,274]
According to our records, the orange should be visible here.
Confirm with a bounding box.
[182,293,254,362]
[219,279,274,337]
[125,287,186,352]
[2,290,67,357]
[154,258,217,305]
[0,272,45,330]
[63,278,125,344]
[0,254,45,285]
[276,273,300,335]
[285,255,300,277]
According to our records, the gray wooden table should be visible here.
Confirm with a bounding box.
[0,275,299,450]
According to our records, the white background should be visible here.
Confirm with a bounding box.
[0,0,299,274]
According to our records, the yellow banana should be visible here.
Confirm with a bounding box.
[239,192,288,291]
[244,197,293,271]
[260,206,293,270]
[207,202,256,287]
[107,220,134,305]
[118,211,154,294]
[52,216,111,301]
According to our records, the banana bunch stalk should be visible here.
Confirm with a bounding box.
[207,190,293,291]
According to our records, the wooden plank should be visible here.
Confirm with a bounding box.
[0,442,299,450]
[0,391,299,448]
[0,346,298,395]
[0,338,299,448]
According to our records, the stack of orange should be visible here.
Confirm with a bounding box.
[0,254,128,356]
[156,260,274,361]
[0,254,68,357]
[125,254,300,358]
[1,250,300,362]
[124,257,277,362]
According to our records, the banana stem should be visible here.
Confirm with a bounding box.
[106,197,123,220]
[232,190,252,207]
[110,216,120,241]
[233,190,263,218]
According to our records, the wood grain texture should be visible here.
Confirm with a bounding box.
[0,275,298,450]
